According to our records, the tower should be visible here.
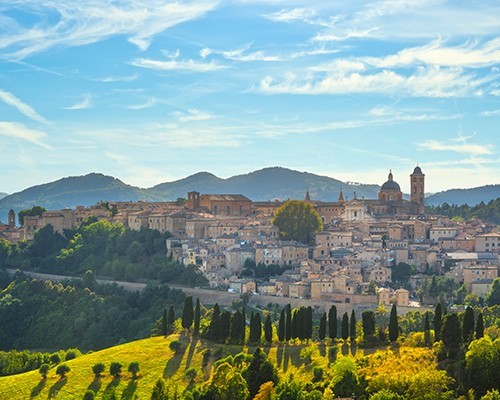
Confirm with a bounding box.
[410,166,425,214]
[187,191,200,210]
[8,209,15,227]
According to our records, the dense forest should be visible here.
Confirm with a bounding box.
[425,198,500,225]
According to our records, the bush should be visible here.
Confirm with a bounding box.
[50,353,61,365]
[312,366,323,382]
[39,363,50,379]
[92,363,105,377]
[83,390,95,400]
[55,364,70,378]
[109,362,122,378]
[128,361,140,379]
[185,367,197,382]
[64,348,81,361]
[169,340,181,353]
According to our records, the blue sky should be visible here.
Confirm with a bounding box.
[0,0,499,195]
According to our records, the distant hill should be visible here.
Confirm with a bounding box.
[425,184,500,206]
[0,193,7,200]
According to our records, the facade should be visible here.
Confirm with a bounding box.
[187,191,252,216]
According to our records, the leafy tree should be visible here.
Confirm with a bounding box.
[220,310,231,343]
[319,312,327,340]
[83,390,95,400]
[481,390,500,400]
[389,304,398,342]
[182,296,194,330]
[434,302,443,342]
[424,312,431,347]
[271,200,323,244]
[226,371,250,400]
[82,270,97,291]
[486,278,500,306]
[194,298,201,336]
[285,304,292,341]
[341,312,349,340]
[167,306,176,334]
[250,312,262,343]
[463,306,475,342]
[150,378,167,400]
[92,363,105,377]
[350,310,357,341]
[254,381,275,400]
[39,363,49,379]
[278,308,285,342]
[109,361,122,378]
[207,303,221,341]
[243,348,279,398]
[161,308,168,336]
[128,361,140,379]
[264,314,272,344]
[18,206,46,226]
[362,311,376,337]
[442,313,463,359]
[55,363,70,379]
[476,312,485,339]
[328,305,338,340]
[465,337,500,397]
[370,389,405,400]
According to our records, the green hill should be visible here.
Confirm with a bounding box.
[425,184,500,206]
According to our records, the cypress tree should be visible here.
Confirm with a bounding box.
[167,306,175,334]
[350,310,356,341]
[291,308,299,339]
[230,310,241,343]
[328,305,338,340]
[362,311,375,337]
[249,311,255,342]
[241,308,246,343]
[442,313,463,359]
[462,306,474,342]
[285,304,292,341]
[318,312,327,340]
[220,310,231,343]
[389,304,398,342]
[194,298,201,336]
[306,306,313,340]
[434,302,443,342]
[475,312,484,339]
[208,303,221,341]
[278,308,285,342]
[341,312,349,340]
[254,312,262,343]
[161,308,168,336]
[424,311,431,347]
[264,314,272,344]
[181,296,193,330]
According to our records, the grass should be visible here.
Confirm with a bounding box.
[0,335,435,400]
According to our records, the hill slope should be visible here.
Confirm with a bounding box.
[0,193,7,201]
[425,184,500,206]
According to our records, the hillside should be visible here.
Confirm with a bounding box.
[0,193,7,201]
[425,184,500,206]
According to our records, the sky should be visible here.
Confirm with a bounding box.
[0,0,499,195]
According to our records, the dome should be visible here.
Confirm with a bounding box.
[380,170,401,191]
[412,166,423,175]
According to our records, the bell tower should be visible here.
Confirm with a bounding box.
[8,209,15,226]
[410,166,425,214]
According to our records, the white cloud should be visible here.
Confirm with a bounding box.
[131,57,228,72]
[0,1,219,59]
[312,26,380,42]
[200,42,284,62]
[264,8,317,23]
[174,109,214,122]
[0,121,51,149]
[480,109,500,117]
[0,89,49,124]
[65,93,92,110]
[417,139,494,156]
[127,97,156,110]
[94,74,139,82]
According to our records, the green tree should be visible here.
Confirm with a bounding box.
[362,311,376,337]
[350,310,357,341]
[389,304,398,342]
[271,200,323,244]
[83,390,95,400]
[150,378,166,400]
[207,303,221,341]
[182,296,194,330]
[278,308,285,342]
[161,308,168,336]
[220,310,231,343]
[319,312,327,341]
[285,304,292,341]
[264,314,273,344]
[18,205,46,226]
[226,371,250,400]
[110,361,122,378]
[442,313,463,359]
[434,302,443,342]
[55,364,70,379]
[341,312,349,340]
[92,363,105,377]
[463,306,475,342]
[486,278,500,306]
[370,389,405,400]
[39,363,49,379]
[482,390,500,400]
[424,312,431,347]
[465,337,500,397]
[82,270,97,291]
[194,298,201,336]
[128,361,140,379]
[167,305,176,334]
[243,348,279,399]
[328,305,338,340]
[476,312,484,339]
[250,312,262,343]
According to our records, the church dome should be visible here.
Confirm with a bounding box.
[381,171,401,191]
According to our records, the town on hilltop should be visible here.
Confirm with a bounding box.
[1,166,498,312]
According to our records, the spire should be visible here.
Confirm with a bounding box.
[388,170,393,181]
[338,190,344,203]
[305,189,310,202]
[353,191,357,200]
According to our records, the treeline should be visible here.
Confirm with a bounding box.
[0,273,185,352]
[0,218,207,286]
[425,198,500,225]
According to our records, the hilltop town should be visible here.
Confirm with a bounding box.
[1,166,499,311]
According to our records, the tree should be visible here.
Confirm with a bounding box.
[110,361,122,378]
[151,378,167,400]
[319,312,327,340]
[167,306,175,334]
[194,298,201,336]
[278,308,285,342]
[243,348,278,398]
[226,371,250,400]
[250,312,262,343]
[486,278,500,306]
[207,303,221,341]
[264,314,273,344]
[434,302,443,342]
[92,363,105,377]
[128,361,140,379]
[350,310,357,341]
[389,304,398,342]
[362,311,376,337]
[476,312,484,339]
[83,390,95,400]
[285,304,292,341]
[18,205,46,226]
[39,363,49,379]
[182,296,194,330]
[220,311,231,343]
[424,312,431,347]
[55,364,70,379]
[82,269,97,291]
[161,308,168,336]
[341,312,349,340]
[271,200,323,244]
[328,305,338,340]
[442,313,463,359]
[463,306,475,342]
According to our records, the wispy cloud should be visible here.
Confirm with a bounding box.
[0,89,49,124]
[312,27,380,42]
[127,97,156,110]
[174,108,214,122]
[64,93,92,110]
[201,42,284,62]
[264,8,317,23]
[480,109,500,117]
[0,121,52,149]
[417,139,494,156]
[94,74,139,83]
[131,57,228,72]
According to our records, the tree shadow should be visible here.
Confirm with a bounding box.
[341,343,349,356]
[121,380,138,400]
[103,377,121,398]
[283,345,290,372]
[390,342,400,356]
[289,346,303,367]
[350,341,357,356]
[87,377,102,394]
[30,378,46,398]
[48,377,67,399]
[318,342,326,357]
[276,344,284,367]
[164,346,186,378]
[328,346,338,364]
[185,337,198,370]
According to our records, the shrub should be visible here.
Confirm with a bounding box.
[128,361,140,379]
[64,348,81,361]
[169,340,181,353]
[110,362,122,378]
[185,367,197,382]
[50,353,61,365]
[312,366,323,382]
[55,364,70,379]
[83,390,95,400]
[92,363,105,377]
[39,363,49,379]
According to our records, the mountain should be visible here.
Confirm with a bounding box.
[425,184,500,206]
[0,192,7,200]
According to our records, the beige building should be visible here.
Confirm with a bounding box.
[395,288,410,306]
[475,232,500,253]
[463,265,498,289]
[377,287,391,306]
[289,282,311,299]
